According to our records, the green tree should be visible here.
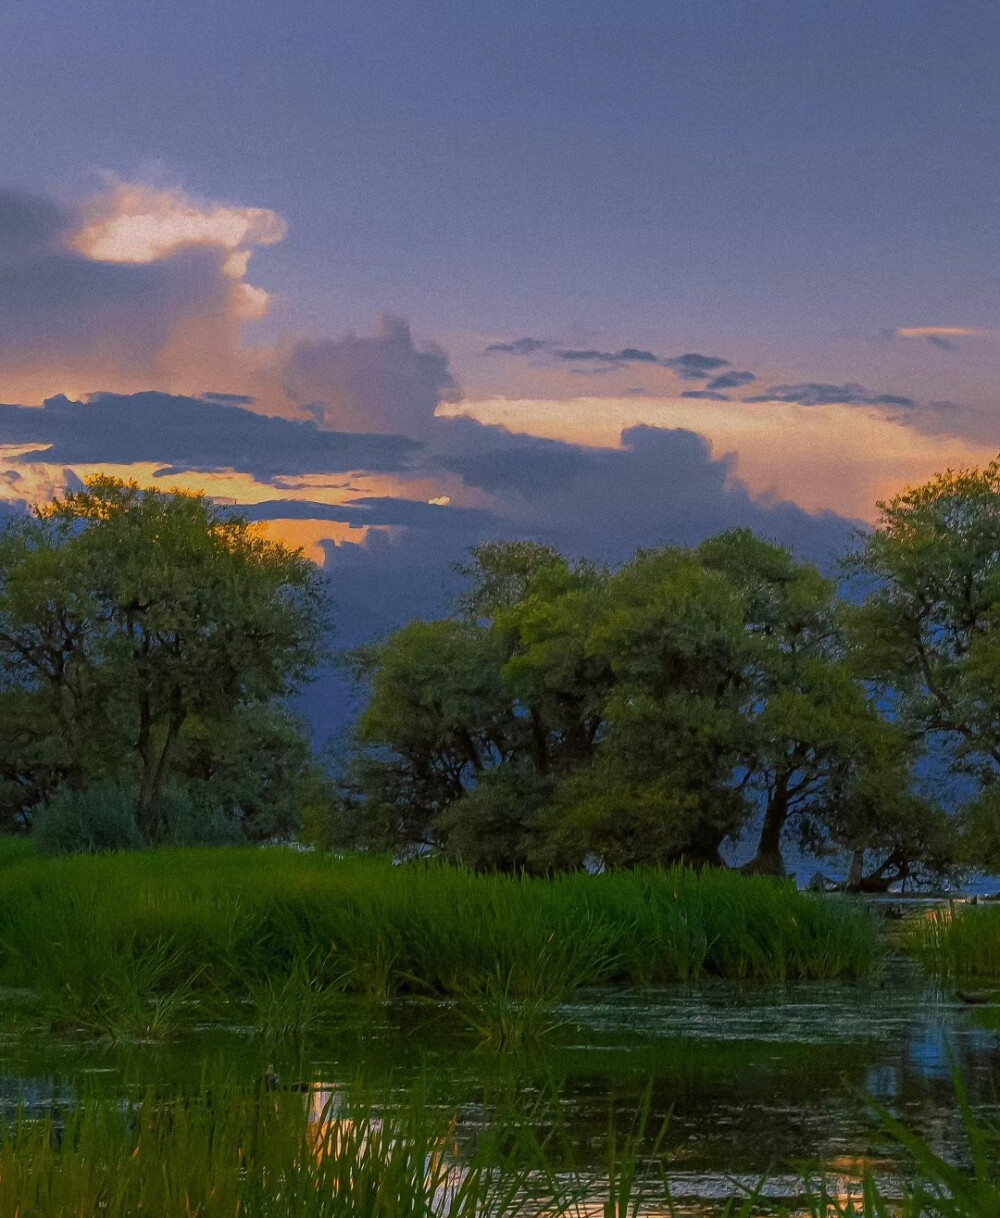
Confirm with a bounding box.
[547,545,753,868]
[846,459,1000,869]
[698,530,907,877]
[343,618,514,850]
[0,477,327,842]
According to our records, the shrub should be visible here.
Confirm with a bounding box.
[33,782,142,856]
[158,783,245,847]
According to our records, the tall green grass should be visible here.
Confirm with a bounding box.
[907,904,1000,979]
[0,1081,559,1218]
[0,846,877,1030]
[2,1074,993,1218]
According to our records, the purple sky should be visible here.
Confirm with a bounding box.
[0,0,998,661]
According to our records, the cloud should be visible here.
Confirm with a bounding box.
[482,337,732,381]
[0,189,65,266]
[243,495,497,531]
[0,392,418,481]
[0,184,284,406]
[894,326,992,351]
[662,353,730,380]
[281,314,459,436]
[557,346,660,365]
[436,419,854,565]
[706,370,756,391]
[681,390,730,401]
[485,337,550,355]
[748,382,915,408]
[73,182,286,267]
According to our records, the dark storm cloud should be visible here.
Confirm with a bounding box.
[0,392,419,480]
[282,314,459,436]
[243,496,497,531]
[706,370,756,391]
[0,189,65,266]
[557,346,660,364]
[434,418,855,565]
[748,382,915,407]
[202,392,257,405]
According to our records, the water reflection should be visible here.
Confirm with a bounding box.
[0,972,997,1213]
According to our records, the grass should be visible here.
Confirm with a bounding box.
[907,902,1000,979]
[0,1071,995,1218]
[0,841,877,1033]
[0,1080,561,1218]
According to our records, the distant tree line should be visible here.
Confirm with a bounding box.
[0,476,329,851]
[337,460,1000,888]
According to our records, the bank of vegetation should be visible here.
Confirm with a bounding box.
[909,904,1000,979]
[0,845,876,1029]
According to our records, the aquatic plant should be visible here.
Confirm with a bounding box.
[907,902,1000,979]
[0,844,878,1033]
[0,1081,562,1218]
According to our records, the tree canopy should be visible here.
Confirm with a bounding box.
[340,525,948,886]
[0,476,329,844]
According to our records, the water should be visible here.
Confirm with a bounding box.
[1,965,998,1211]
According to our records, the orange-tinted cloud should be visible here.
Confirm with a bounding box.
[441,396,994,521]
[0,183,282,406]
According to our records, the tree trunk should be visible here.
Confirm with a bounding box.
[743,785,789,876]
[136,701,185,843]
[845,848,866,890]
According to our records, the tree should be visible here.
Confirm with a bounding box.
[846,459,1000,870]
[177,704,326,841]
[342,618,514,850]
[697,530,906,877]
[0,477,327,842]
[345,528,945,880]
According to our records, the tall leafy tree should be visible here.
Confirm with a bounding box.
[698,530,907,877]
[0,477,327,840]
[846,458,1000,870]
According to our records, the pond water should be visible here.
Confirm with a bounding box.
[1,960,998,1212]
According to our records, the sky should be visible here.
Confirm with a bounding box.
[1,0,999,718]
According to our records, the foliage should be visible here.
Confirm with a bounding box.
[177,703,326,842]
[344,531,938,879]
[908,902,1000,978]
[33,781,142,856]
[845,457,1000,871]
[0,477,327,846]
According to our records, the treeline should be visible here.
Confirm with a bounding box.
[338,460,1000,888]
[0,476,329,851]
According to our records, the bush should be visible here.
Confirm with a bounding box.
[33,782,142,856]
[158,783,245,847]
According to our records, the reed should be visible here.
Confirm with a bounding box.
[907,903,1000,980]
[0,844,878,1030]
[0,1080,562,1218]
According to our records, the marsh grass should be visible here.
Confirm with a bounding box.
[0,1063,996,1218]
[455,967,564,1050]
[798,1081,1000,1217]
[0,1081,568,1218]
[0,845,877,1033]
[908,903,1000,981]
